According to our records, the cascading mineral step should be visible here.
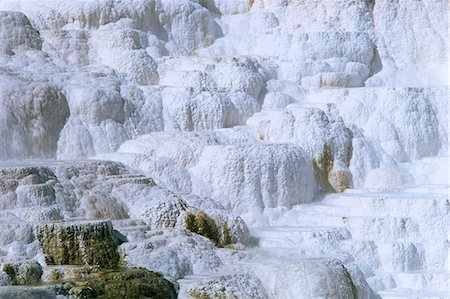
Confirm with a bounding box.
[250,226,351,249]
[389,271,449,291]
[321,191,448,218]
[377,288,448,299]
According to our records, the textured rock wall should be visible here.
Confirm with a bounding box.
[35,221,123,268]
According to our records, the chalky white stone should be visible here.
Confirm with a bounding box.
[0,0,447,298]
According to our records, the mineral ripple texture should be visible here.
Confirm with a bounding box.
[0,0,448,299]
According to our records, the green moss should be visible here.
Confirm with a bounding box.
[185,212,221,246]
[221,222,233,246]
[35,221,123,269]
[65,268,177,299]
[342,265,358,299]
[190,290,213,299]
[3,263,16,284]
[185,213,198,232]
[185,212,219,245]
[72,266,101,280]
[189,289,238,299]
[49,269,63,281]
[196,214,219,242]
[117,249,128,269]
[2,261,42,285]
[185,212,235,248]
[69,285,96,299]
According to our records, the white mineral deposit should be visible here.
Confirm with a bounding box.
[0,0,447,298]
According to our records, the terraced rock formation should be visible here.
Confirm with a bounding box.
[0,0,447,298]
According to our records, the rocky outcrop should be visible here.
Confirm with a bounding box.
[185,274,269,299]
[0,161,136,222]
[35,220,124,268]
[312,87,444,162]
[102,131,318,223]
[184,211,232,247]
[0,79,69,160]
[0,11,42,55]
[120,229,223,280]
[64,268,177,299]
[191,142,318,221]
[250,108,353,192]
[1,261,42,285]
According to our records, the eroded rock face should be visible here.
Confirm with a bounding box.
[120,229,223,280]
[0,161,139,263]
[372,0,447,70]
[89,33,159,85]
[0,161,135,221]
[191,143,317,220]
[0,285,63,299]
[184,210,237,248]
[184,273,269,299]
[0,160,251,290]
[251,108,353,192]
[254,259,359,299]
[0,272,11,286]
[0,6,225,160]
[65,268,177,299]
[0,11,42,55]
[201,14,375,89]
[0,213,37,260]
[102,130,319,223]
[56,78,164,159]
[2,0,222,55]
[162,89,259,131]
[111,185,250,247]
[159,56,267,97]
[253,0,374,32]
[313,87,445,162]
[35,220,123,268]
[0,79,69,160]
[196,0,251,15]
